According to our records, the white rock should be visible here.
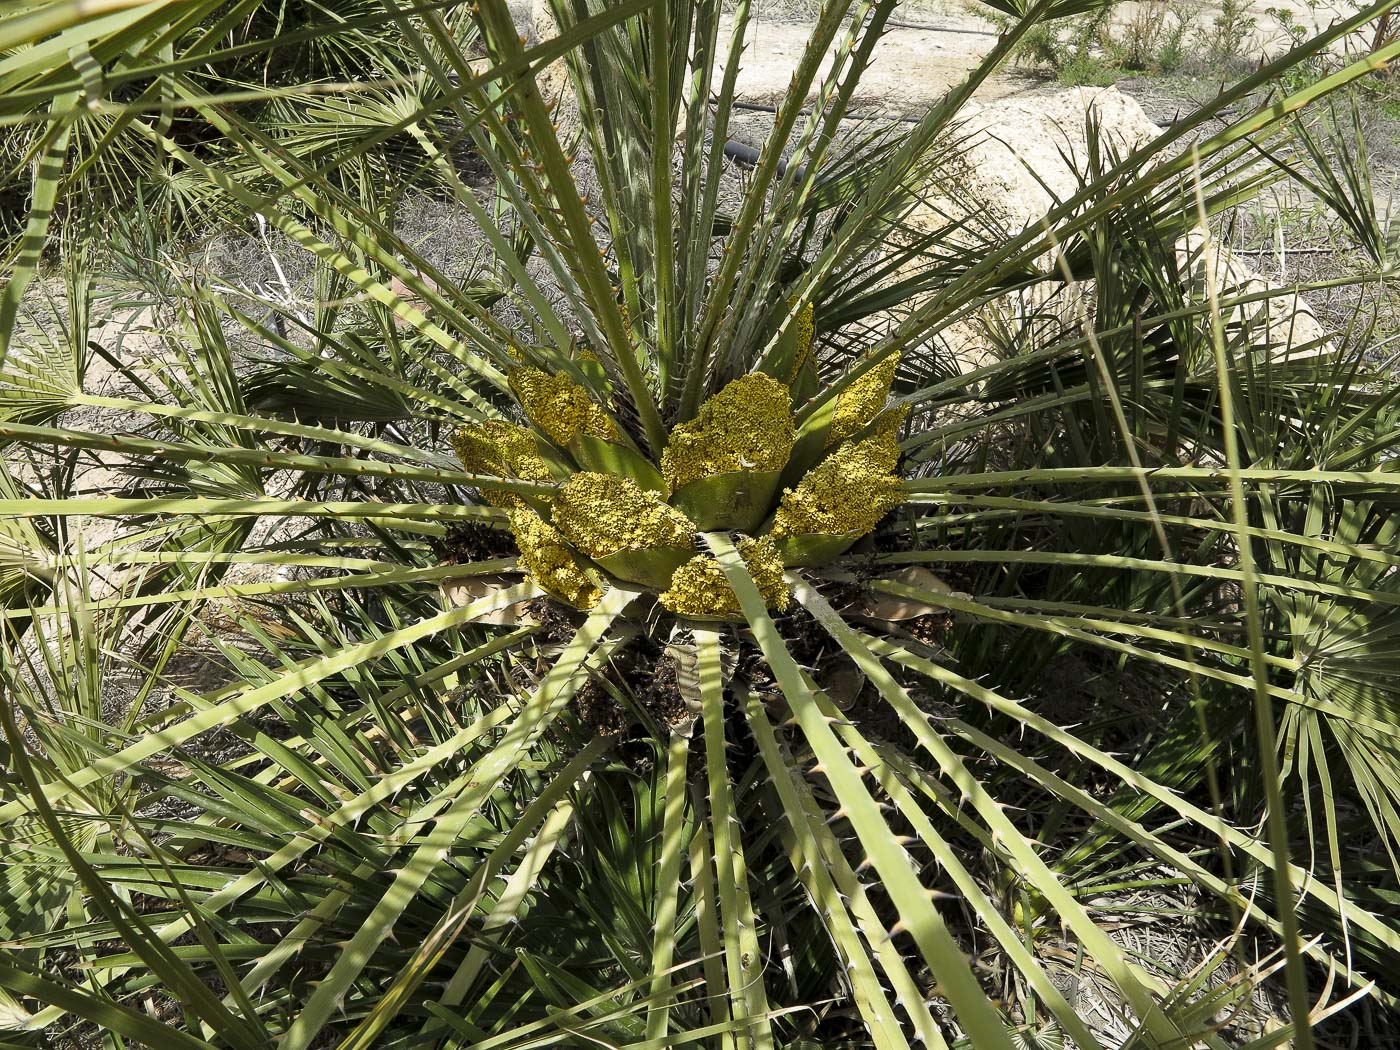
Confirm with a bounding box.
[903,86,1326,373]
[1176,228,1328,355]
[948,87,1163,231]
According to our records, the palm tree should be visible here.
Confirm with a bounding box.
[1,0,1398,1046]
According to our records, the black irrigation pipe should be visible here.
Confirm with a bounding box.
[885,17,999,35]
[723,136,808,177]
[729,98,926,125]
[1230,246,1356,255]
[722,98,923,178]
[752,15,999,35]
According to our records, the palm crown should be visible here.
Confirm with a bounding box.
[1,0,1399,1047]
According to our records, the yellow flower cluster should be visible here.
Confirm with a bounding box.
[864,407,906,468]
[551,472,696,559]
[771,410,906,539]
[785,301,816,382]
[451,421,553,507]
[829,351,899,446]
[508,366,619,447]
[507,508,602,609]
[659,536,790,617]
[661,374,795,489]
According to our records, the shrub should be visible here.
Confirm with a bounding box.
[1004,0,1250,84]
[1,0,1399,1047]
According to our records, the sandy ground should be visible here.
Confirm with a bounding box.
[726,14,1035,108]
[723,0,1370,119]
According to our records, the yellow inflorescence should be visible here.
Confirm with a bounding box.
[829,352,899,447]
[863,406,907,470]
[659,536,790,617]
[786,301,816,382]
[451,421,553,507]
[771,411,907,540]
[507,508,602,609]
[551,472,696,559]
[661,374,795,489]
[508,366,619,447]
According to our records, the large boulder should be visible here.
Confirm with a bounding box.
[903,86,1326,373]
[947,87,1163,231]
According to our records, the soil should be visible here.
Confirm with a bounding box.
[723,2,1382,115]
[723,12,1038,108]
